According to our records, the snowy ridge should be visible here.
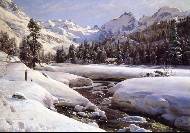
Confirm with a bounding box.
[101,12,138,34]
[101,6,190,35]
[1,0,189,55]
[41,19,100,43]
[138,6,188,30]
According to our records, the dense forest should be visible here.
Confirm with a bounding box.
[56,16,190,66]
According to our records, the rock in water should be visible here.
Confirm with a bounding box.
[74,105,85,112]
[117,128,128,132]
[77,112,87,117]
[119,116,147,124]
[12,92,26,100]
[129,124,152,132]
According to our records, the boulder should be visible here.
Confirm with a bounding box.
[74,105,85,112]
[129,124,152,132]
[174,116,190,131]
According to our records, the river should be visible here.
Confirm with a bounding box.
[56,80,179,132]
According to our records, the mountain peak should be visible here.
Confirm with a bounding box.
[119,12,133,18]
[158,6,180,13]
[152,6,184,19]
[102,12,137,34]
[154,6,182,18]
[93,25,99,30]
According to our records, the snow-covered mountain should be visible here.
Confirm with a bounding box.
[1,0,190,54]
[101,12,138,35]
[138,6,189,30]
[41,19,100,43]
[0,0,29,45]
[0,0,79,54]
[101,7,190,36]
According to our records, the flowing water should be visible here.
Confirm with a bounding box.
[56,80,179,132]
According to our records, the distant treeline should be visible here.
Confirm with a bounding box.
[56,16,190,66]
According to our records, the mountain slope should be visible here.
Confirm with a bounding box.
[101,12,138,34]
[0,0,80,54]
[101,7,190,36]
[138,6,188,30]
[1,0,189,54]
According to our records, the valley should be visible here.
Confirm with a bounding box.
[0,0,190,132]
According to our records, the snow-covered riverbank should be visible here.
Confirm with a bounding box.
[38,63,190,80]
[0,52,105,132]
[38,63,190,131]
[1,57,190,131]
[111,77,190,130]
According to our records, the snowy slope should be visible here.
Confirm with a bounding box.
[0,0,29,45]
[0,80,57,109]
[2,63,97,108]
[41,19,100,43]
[138,6,188,30]
[101,7,190,35]
[0,52,104,131]
[40,71,93,87]
[0,89,104,132]
[0,0,78,54]
[102,12,138,34]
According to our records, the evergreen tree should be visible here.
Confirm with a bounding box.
[91,50,97,63]
[97,47,107,63]
[27,18,42,68]
[68,44,77,63]
[20,19,42,68]
[169,20,182,65]
[19,37,32,67]
[7,38,17,56]
[0,32,9,52]
[56,47,67,63]
[116,50,123,64]
[81,42,91,63]
[77,44,85,61]
[0,32,16,56]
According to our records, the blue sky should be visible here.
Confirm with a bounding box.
[14,0,190,27]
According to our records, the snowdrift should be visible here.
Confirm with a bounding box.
[3,63,95,107]
[0,62,104,131]
[0,80,57,109]
[0,94,104,132]
[111,77,190,130]
[41,71,93,87]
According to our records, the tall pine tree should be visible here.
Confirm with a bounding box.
[20,19,42,68]
[169,20,182,65]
